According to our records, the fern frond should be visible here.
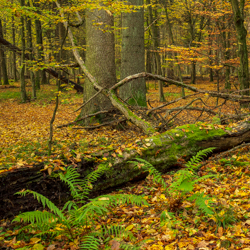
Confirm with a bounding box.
[129,158,166,189]
[15,190,67,222]
[186,147,215,169]
[80,235,101,250]
[76,194,148,224]
[35,228,61,238]
[101,224,126,238]
[59,166,83,199]
[188,192,214,215]
[13,210,56,224]
[80,163,109,197]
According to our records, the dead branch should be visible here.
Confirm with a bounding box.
[57,109,116,128]
[72,118,127,129]
[147,93,198,114]
[73,86,107,113]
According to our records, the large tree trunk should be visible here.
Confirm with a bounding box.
[120,0,147,107]
[1,119,250,219]
[80,8,116,124]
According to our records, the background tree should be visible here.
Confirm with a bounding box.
[0,19,9,85]
[230,0,249,96]
[120,0,147,107]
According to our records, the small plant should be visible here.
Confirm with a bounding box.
[130,147,216,216]
[13,164,149,249]
[211,205,237,230]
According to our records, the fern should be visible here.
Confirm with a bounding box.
[169,147,215,193]
[101,225,126,238]
[76,194,148,223]
[80,235,101,250]
[188,192,214,215]
[128,158,167,189]
[13,164,149,247]
[186,147,215,170]
[59,163,109,201]
[14,190,67,223]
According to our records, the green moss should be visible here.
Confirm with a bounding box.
[109,90,155,135]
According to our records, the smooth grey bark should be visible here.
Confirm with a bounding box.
[0,19,9,85]
[20,0,27,102]
[230,0,249,96]
[120,0,147,107]
[80,8,116,124]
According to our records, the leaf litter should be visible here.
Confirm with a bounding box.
[1,80,250,249]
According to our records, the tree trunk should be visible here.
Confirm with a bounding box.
[147,0,166,102]
[2,119,250,219]
[26,5,36,99]
[11,12,17,82]
[35,18,47,88]
[120,0,147,107]
[0,36,83,92]
[20,0,27,102]
[0,19,9,85]
[230,0,249,96]
[80,8,116,124]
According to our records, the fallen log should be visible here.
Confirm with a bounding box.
[0,37,83,93]
[1,119,250,219]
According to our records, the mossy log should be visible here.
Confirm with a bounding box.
[1,120,250,219]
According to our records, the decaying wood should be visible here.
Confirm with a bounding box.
[2,118,250,219]
[0,36,83,93]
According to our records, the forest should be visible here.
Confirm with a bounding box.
[1,0,250,249]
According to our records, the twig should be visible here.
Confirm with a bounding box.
[73,85,107,113]
[57,109,116,128]
[72,118,127,129]
[147,93,198,115]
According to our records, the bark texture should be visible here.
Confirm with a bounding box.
[230,0,249,95]
[2,119,250,219]
[120,0,147,107]
[80,8,116,123]
[0,19,9,85]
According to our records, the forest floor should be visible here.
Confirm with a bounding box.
[1,78,250,249]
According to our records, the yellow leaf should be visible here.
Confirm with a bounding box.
[103,157,107,161]
[126,224,134,231]
[160,194,166,200]
[30,237,41,244]
[32,243,44,250]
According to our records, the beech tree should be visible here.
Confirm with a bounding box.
[119,0,147,107]
[80,8,116,124]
